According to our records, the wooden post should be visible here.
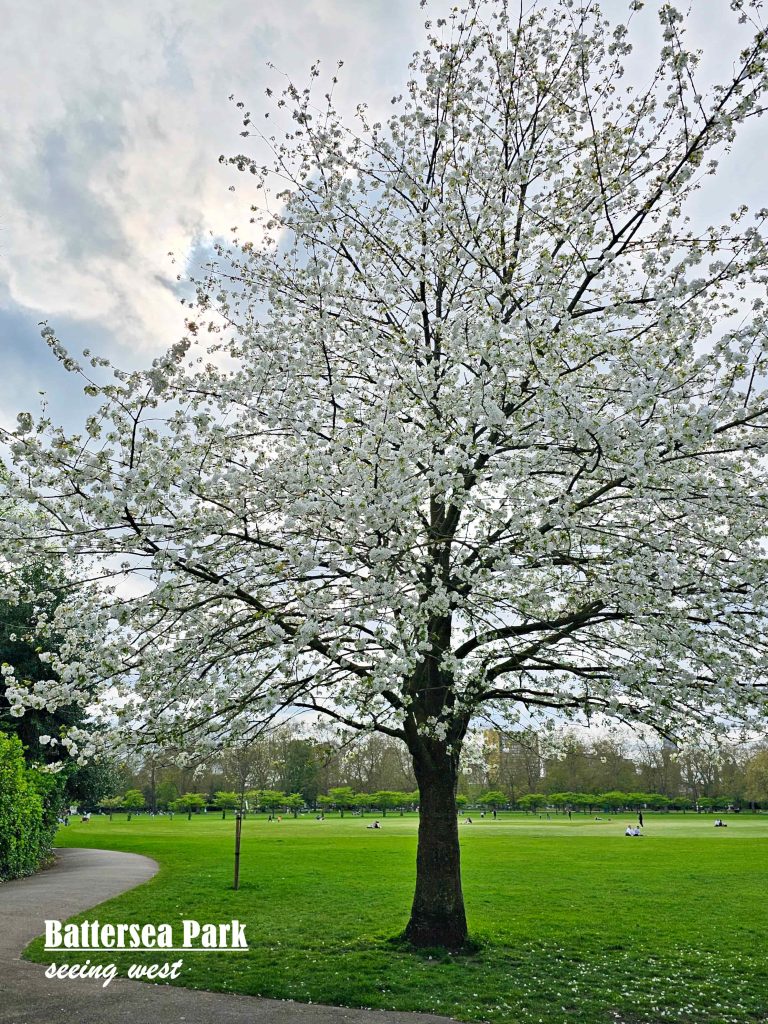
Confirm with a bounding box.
[233,812,242,890]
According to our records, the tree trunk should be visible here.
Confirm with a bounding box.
[404,750,468,948]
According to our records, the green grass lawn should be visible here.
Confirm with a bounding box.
[24,811,768,1023]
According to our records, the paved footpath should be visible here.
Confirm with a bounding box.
[0,848,454,1024]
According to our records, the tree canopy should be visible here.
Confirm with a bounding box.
[3,0,768,946]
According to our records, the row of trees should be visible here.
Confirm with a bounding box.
[100,787,423,818]
[100,782,765,821]
[473,730,768,805]
[111,724,768,814]
[517,792,736,813]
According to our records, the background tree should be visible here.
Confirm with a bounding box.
[284,792,304,818]
[569,792,597,814]
[547,792,569,813]
[316,794,334,815]
[517,794,544,815]
[745,749,768,808]
[477,790,507,812]
[155,779,179,810]
[598,791,629,813]
[122,788,145,821]
[353,792,370,817]
[393,790,412,816]
[327,787,357,819]
[645,794,671,812]
[672,796,694,813]
[220,739,272,800]
[251,789,286,816]
[5,1,768,948]
[342,733,417,794]
[278,738,324,806]
[98,795,122,821]
[171,792,206,820]
[100,739,756,809]
[214,790,241,819]
[481,728,543,803]
[635,736,684,798]
[371,790,402,817]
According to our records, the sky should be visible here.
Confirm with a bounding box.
[1,0,766,433]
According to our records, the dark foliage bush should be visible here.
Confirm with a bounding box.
[0,733,62,880]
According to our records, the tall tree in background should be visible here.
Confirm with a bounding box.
[745,748,768,806]
[4,1,768,946]
[279,737,324,804]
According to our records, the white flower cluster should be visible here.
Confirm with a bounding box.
[2,0,768,771]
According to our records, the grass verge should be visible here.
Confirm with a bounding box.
[24,812,768,1023]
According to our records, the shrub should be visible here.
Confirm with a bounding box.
[0,733,62,880]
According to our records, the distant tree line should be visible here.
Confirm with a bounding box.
[471,729,768,809]
[104,724,768,814]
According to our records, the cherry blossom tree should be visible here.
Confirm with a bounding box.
[4,0,768,946]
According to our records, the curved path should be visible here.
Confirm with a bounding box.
[0,848,454,1024]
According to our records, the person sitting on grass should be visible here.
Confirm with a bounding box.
[625,825,634,836]
[366,820,381,829]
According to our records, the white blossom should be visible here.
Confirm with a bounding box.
[1,0,768,771]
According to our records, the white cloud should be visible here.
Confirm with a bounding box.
[0,0,421,353]
[0,0,763,371]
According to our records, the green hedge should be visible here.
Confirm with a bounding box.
[0,733,62,881]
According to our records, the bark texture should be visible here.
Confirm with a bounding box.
[404,747,468,948]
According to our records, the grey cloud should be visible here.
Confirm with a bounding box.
[0,0,765,432]
[0,306,87,431]
[24,115,129,264]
